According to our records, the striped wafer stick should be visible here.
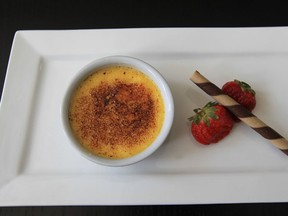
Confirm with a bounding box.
[190,70,288,155]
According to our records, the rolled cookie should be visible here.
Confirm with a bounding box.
[190,71,288,155]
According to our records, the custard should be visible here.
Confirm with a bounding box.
[68,65,165,159]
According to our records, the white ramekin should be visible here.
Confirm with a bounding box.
[62,56,174,166]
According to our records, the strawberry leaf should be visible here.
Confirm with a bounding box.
[188,101,219,126]
[235,79,256,95]
[203,117,210,126]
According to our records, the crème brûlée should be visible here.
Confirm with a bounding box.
[68,65,165,159]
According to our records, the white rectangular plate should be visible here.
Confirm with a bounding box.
[1,28,288,206]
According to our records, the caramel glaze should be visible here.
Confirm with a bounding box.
[69,66,164,159]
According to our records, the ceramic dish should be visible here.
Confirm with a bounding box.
[62,55,174,166]
[1,28,288,206]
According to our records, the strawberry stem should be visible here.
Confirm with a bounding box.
[188,101,219,126]
[235,79,256,95]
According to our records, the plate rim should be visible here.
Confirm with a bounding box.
[1,27,288,206]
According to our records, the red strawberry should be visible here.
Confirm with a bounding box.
[222,79,256,111]
[189,102,234,145]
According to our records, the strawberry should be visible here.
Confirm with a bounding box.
[189,102,234,145]
[222,79,256,112]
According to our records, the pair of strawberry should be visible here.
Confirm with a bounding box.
[189,80,256,145]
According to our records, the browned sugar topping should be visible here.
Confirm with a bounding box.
[70,81,156,150]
